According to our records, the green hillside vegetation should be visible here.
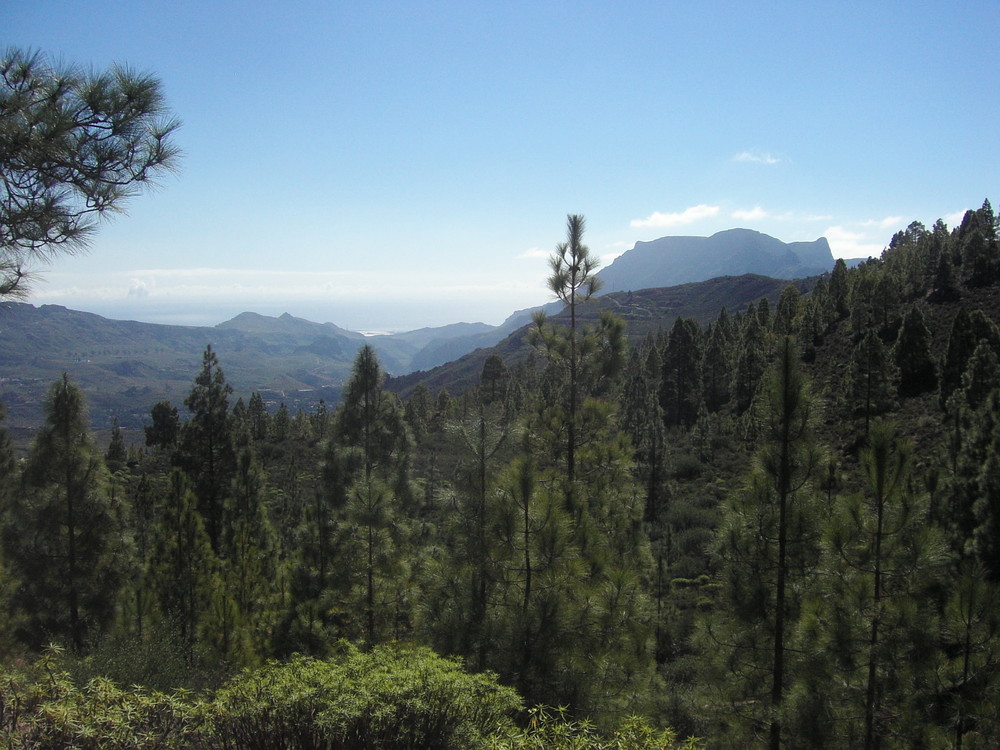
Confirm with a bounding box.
[1,202,999,748]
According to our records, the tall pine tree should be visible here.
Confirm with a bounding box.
[3,374,127,652]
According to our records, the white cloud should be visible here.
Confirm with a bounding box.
[517,247,550,260]
[128,279,150,298]
[733,149,780,165]
[861,216,904,229]
[630,204,720,228]
[732,206,768,221]
[944,209,968,227]
[824,226,886,260]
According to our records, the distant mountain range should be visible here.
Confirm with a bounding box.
[0,303,522,437]
[598,228,834,293]
[0,227,838,438]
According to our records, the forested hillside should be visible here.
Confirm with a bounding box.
[1,202,999,748]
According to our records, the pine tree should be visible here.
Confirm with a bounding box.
[705,337,820,748]
[119,465,158,642]
[535,214,602,488]
[848,330,897,436]
[248,392,270,443]
[660,317,703,428]
[941,390,1000,561]
[180,345,236,552]
[937,564,1000,748]
[0,404,19,655]
[145,400,180,450]
[334,345,412,647]
[703,310,734,411]
[222,449,278,650]
[894,305,937,397]
[271,403,291,443]
[417,388,515,671]
[349,473,398,647]
[148,469,218,664]
[1,48,180,298]
[480,354,512,405]
[817,421,945,748]
[620,345,667,522]
[959,201,999,288]
[2,374,128,652]
[773,285,801,337]
[404,384,433,445]
[828,258,851,321]
[105,418,128,473]
[849,263,880,341]
[928,248,960,303]
[336,345,408,480]
[966,391,1000,581]
[961,344,1000,413]
[491,449,583,707]
[732,312,767,415]
[941,308,979,408]
[276,440,355,655]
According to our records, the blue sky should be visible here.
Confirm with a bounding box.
[6,1,998,330]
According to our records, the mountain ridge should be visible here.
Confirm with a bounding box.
[598,228,833,293]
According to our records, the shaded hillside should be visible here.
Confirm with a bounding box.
[388,273,817,399]
[598,228,832,293]
[572,273,818,338]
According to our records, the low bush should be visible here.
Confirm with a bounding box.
[0,651,202,749]
[487,706,701,750]
[0,647,697,749]
[204,643,522,750]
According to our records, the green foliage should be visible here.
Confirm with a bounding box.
[181,345,237,552]
[828,257,851,321]
[660,318,703,428]
[148,469,219,664]
[0,650,201,749]
[0,648,699,750]
[207,644,521,750]
[3,375,129,653]
[894,304,937,397]
[487,706,700,750]
[700,338,821,746]
[936,564,1000,749]
[145,400,180,449]
[732,311,767,414]
[847,330,897,433]
[797,421,946,748]
[336,344,408,479]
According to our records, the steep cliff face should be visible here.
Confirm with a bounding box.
[598,228,834,293]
